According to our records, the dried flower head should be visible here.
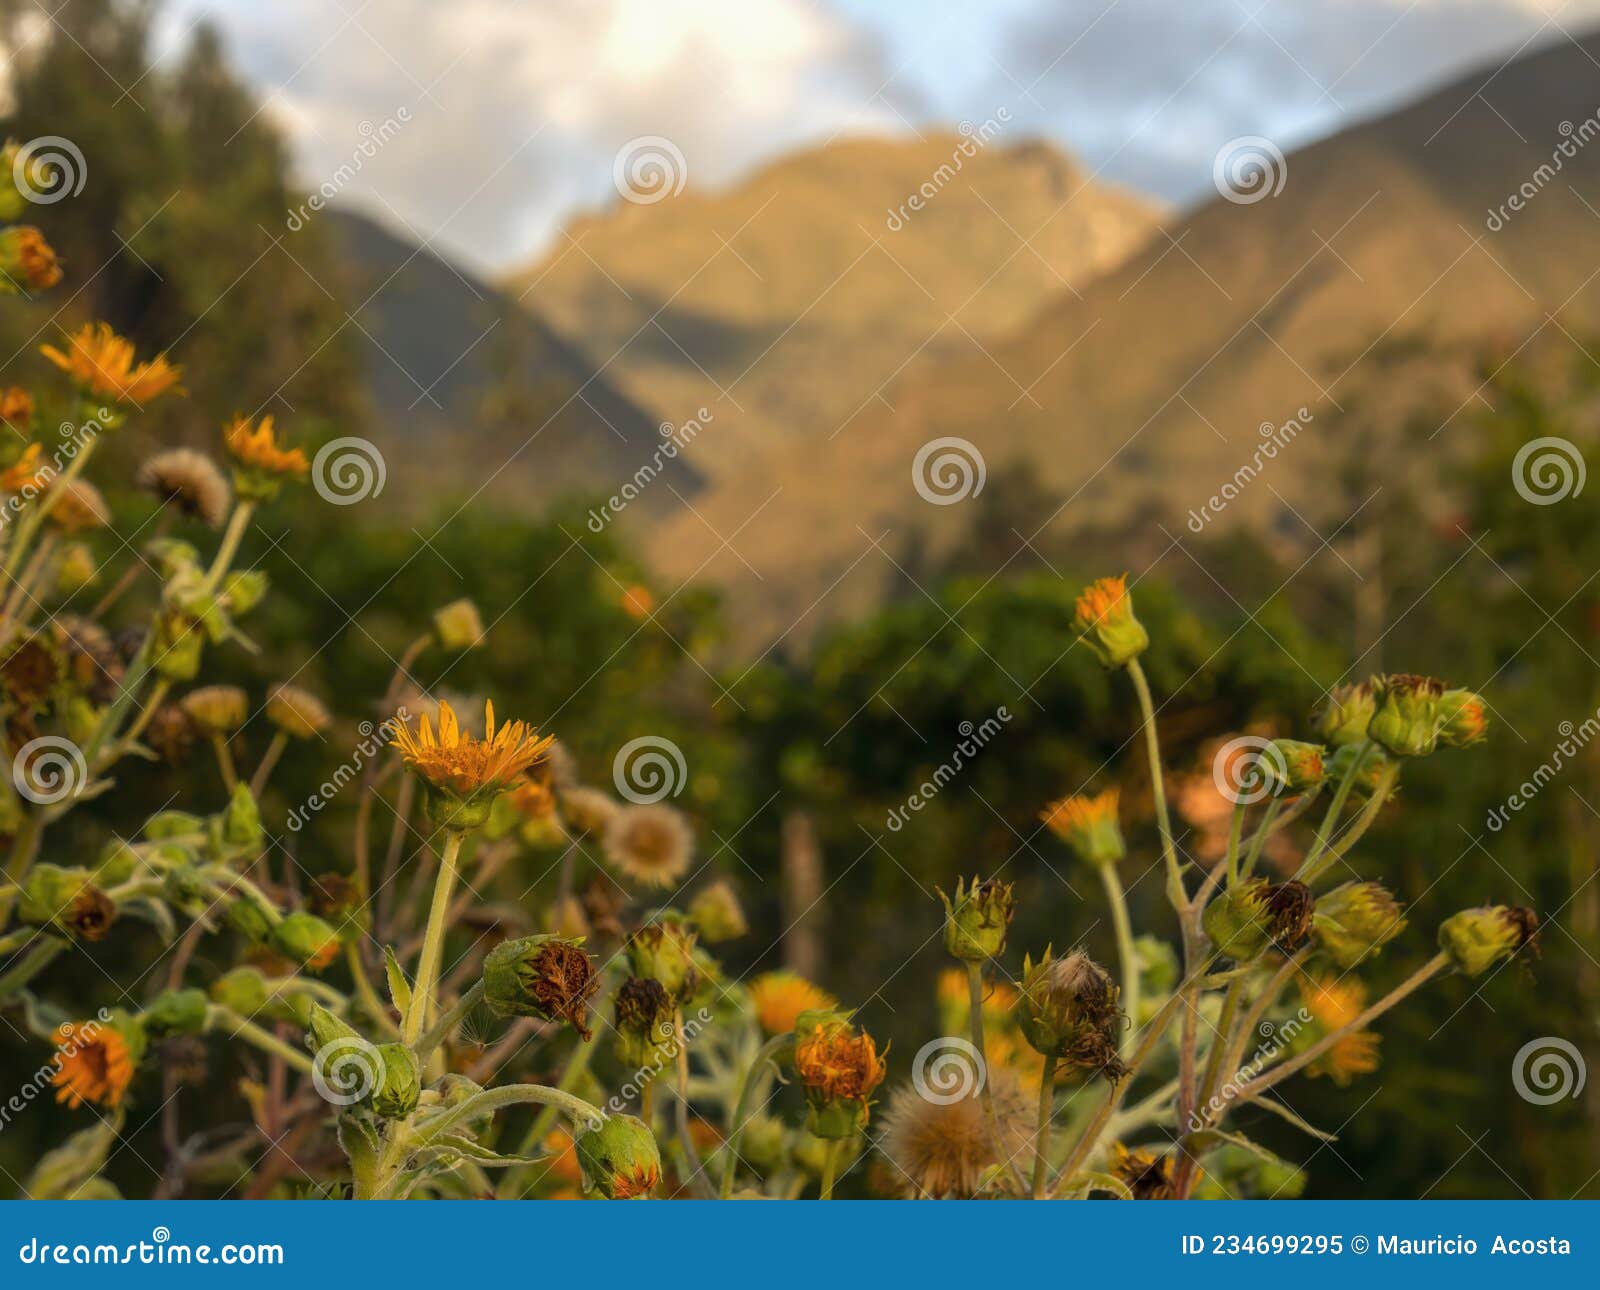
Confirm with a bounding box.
[482,934,599,1038]
[687,879,748,943]
[41,323,182,405]
[879,1067,1032,1198]
[266,683,331,738]
[51,616,123,706]
[144,703,198,764]
[67,884,116,942]
[795,1017,888,1137]
[180,685,248,735]
[750,971,837,1035]
[137,448,230,528]
[1015,949,1127,1080]
[559,785,619,837]
[1111,1143,1175,1199]
[46,478,110,532]
[603,803,693,889]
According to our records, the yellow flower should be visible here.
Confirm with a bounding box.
[392,699,554,826]
[1,442,46,493]
[1040,787,1125,866]
[41,323,182,405]
[224,415,308,480]
[0,227,62,292]
[51,1021,136,1109]
[750,970,836,1035]
[1073,573,1149,667]
[1301,976,1380,1085]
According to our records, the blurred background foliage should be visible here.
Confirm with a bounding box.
[1,0,1597,1200]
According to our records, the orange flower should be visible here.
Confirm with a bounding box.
[41,323,182,405]
[1073,574,1148,667]
[0,386,34,430]
[1301,976,1380,1085]
[224,415,308,479]
[750,970,836,1035]
[1,443,47,493]
[392,699,554,804]
[1074,574,1129,628]
[51,1021,136,1109]
[1,227,62,292]
[1040,787,1125,865]
[620,584,654,618]
[795,1021,887,1111]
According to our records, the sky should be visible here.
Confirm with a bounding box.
[153,0,1600,274]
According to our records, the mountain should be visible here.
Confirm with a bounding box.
[323,209,696,512]
[647,31,1600,643]
[506,133,1162,482]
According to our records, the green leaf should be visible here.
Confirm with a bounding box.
[1250,1094,1338,1142]
[0,935,67,1002]
[26,1116,121,1199]
[421,1134,544,1168]
[383,947,412,1015]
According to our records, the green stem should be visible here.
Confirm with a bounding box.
[1298,741,1369,875]
[207,1006,314,1074]
[411,1081,607,1150]
[1224,798,1246,889]
[346,942,399,1036]
[1240,798,1281,881]
[718,1032,794,1198]
[1300,762,1400,885]
[416,981,483,1060]
[1096,864,1140,1058]
[1030,1057,1058,1198]
[819,1138,841,1200]
[1126,657,1185,911]
[403,830,464,1045]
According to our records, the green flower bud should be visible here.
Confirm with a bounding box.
[1327,743,1392,799]
[1313,882,1406,968]
[222,570,269,616]
[738,1114,787,1173]
[1437,689,1489,748]
[613,976,675,1067]
[575,1114,661,1199]
[145,811,204,840]
[1367,674,1445,757]
[211,967,269,1016]
[272,912,340,971]
[626,912,699,1001]
[94,839,140,886]
[143,988,209,1038]
[1315,683,1376,748]
[221,783,262,850]
[687,880,748,943]
[432,598,485,651]
[305,1003,360,1054]
[1262,739,1326,795]
[936,875,1015,961]
[370,1043,421,1118]
[148,539,201,580]
[482,934,598,1037]
[1438,906,1538,977]
[225,895,275,944]
[162,862,209,914]
[1015,949,1126,1079]
[1203,879,1314,960]
[150,612,204,681]
[1073,575,1148,668]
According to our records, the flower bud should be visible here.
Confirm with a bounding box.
[1437,689,1489,748]
[481,934,598,1037]
[575,1114,661,1199]
[272,912,340,971]
[1073,575,1148,668]
[94,839,140,887]
[613,976,676,1067]
[433,598,485,651]
[224,895,275,944]
[1015,949,1126,1080]
[220,782,263,850]
[1367,674,1445,757]
[370,1042,421,1118]
[1315,683,1376,747]
[0,227,62,293]
[309,873,369,942]
[794,1016,888,1138]
[1438,905,1538,977]
[222,570,269,616]
[1202,879,1314,960]
[626,912,699,1002]
[150,612,203,681]
[211,967,269,1016]
[1041,787,1126,867]
[1313,882,1406,968]
[739,1114,787,1173]
[936,875,1015,961]
[687,879,748,943]
[1262,739,1326,795]
[142,988,209,1038]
